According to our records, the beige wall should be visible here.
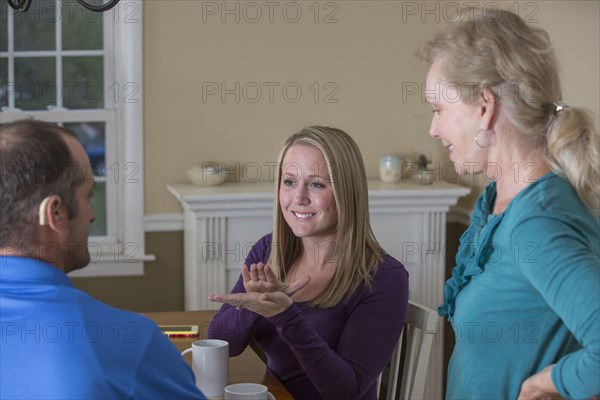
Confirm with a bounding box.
[144,0,600,213]
[75,1,599,311]
[74,232,186,312]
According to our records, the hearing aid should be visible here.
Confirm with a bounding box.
[38,196,60,226]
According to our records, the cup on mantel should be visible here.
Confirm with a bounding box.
[181,339,229,398]
[379,154,402,183]
[186,162,226,186]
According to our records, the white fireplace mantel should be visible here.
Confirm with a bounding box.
[167,179,470,310]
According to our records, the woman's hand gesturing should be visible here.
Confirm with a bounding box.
[209,291,296,318]
[208,263,311,318]
[242,262,310,296]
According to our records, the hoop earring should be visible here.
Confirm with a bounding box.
[475,129,495,148]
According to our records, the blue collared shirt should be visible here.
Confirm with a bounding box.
[1,256,206,399]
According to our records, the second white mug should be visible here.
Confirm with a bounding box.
[224,383,275,400]
[181,339,229,398]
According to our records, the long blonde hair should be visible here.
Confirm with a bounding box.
[419,7,599,214]
[267,126,384,308]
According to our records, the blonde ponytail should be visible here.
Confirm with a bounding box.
[546,107,600,215]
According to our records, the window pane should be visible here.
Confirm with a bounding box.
[1,1,7,52]
[64,122,106,236]
[0,58,7,108]
[63,56,103,109]
[62,1,103,50]
[14,1,56,51]
[89,179,107,236]
[65,121,106,177]
[15,57,56,110]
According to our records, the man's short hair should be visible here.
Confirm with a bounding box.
[0,119,87,247]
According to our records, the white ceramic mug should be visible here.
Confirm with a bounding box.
[224,383,275,400]
[181,339,229,398]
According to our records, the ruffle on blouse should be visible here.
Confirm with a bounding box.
[438,183,503,320]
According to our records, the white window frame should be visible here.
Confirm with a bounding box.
[1,1,153,276]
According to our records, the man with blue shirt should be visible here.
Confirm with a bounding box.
[0,119,206,399]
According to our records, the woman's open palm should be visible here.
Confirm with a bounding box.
[242,262,309,296]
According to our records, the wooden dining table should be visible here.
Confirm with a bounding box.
[144,310,294,400]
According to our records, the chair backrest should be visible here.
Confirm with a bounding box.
[377,301,438,400]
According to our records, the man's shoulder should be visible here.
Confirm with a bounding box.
[68,289,160,332]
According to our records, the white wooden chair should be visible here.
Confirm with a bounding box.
[377,301,438,400]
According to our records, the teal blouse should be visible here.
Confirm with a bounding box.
[440,173,600,399]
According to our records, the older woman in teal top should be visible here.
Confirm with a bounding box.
[419,7,599,400]
[443,174,599,399]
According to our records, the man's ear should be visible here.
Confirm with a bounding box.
[38,195,64,229]
[478,87,497,129]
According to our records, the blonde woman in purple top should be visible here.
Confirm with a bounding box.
[208,126,409,399]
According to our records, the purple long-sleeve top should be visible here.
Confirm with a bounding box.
[208,234,409,400]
